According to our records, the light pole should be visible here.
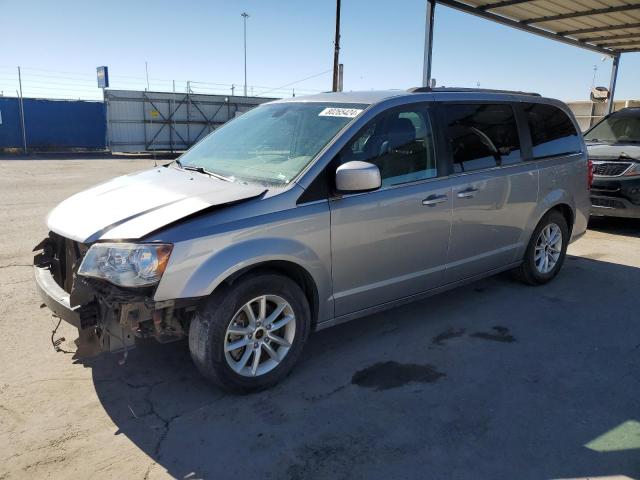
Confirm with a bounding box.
[241,12,249,97]
[332,0,341,92]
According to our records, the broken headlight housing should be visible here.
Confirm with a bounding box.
[78,243,173,287]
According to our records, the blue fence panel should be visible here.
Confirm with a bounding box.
[0,98,24,148]
[0,97,106,150]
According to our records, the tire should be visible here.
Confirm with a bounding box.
[513,210,569,286]
[188,272,311,393]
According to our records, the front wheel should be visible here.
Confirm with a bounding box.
[189,272,311,393]
[514,210,569,285]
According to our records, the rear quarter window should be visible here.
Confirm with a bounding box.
[524,103,581,159]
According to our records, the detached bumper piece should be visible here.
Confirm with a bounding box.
[34,265,81,328]
[33,233,197,359]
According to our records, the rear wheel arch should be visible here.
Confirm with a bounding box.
[549,203,574,236]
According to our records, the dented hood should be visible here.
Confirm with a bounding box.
[47,166,265,243]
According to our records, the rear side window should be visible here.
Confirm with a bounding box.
[441,103,522,173]
[524,103,581,159]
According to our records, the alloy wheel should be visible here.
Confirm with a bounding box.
[224,295,296,377]
[534,223,563,274]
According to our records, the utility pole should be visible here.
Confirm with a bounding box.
[241,12,250,97]
[332,0,341,92]
[17,67,27,154]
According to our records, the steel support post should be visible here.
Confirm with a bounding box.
[422,0,436,87]
[607,53,620,115]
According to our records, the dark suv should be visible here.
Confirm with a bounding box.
[585,107,640,218]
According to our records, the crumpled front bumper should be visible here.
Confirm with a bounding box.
[34,233,197,358]
[34,261,136,356]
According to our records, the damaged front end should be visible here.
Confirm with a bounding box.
[34,232,198,359]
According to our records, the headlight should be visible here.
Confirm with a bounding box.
[78,243,173,287]
[624,163,640,176]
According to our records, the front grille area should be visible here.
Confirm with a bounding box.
[46,233,86,293]
[592,197,627,209]
[592,161,633,177]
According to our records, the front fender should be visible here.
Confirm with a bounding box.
[153,202,333,321]
[182,237,327,299]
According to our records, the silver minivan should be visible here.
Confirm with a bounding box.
[34,88,590,392]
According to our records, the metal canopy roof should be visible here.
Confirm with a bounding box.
[421,0,639,114]
[437,0,640,55]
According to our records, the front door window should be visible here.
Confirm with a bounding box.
[340,106,437,187]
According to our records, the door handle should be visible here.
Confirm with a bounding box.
[422,194,448,206]
[456,187,479,199]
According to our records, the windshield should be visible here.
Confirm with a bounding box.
[177,102,367,185]
[585,112,640,143]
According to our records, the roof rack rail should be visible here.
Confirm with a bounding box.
[408,87,541,97]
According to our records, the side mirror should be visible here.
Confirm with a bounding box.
[335,161,381,193]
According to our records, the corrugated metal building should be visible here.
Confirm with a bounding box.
[566,99,640,131]
[0,90,276,152]
[105,90,276,152]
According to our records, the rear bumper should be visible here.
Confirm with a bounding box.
[34,265,81,328]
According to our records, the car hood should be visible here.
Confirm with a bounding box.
[47,166,266,243]
[586,143,640,161]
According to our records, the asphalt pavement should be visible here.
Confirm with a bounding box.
[0,158,638,479]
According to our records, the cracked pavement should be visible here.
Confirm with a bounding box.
[1,158,639,479]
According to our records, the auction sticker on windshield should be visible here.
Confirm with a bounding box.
[319,107,363,118]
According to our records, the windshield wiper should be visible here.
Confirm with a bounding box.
[182,164,234,182]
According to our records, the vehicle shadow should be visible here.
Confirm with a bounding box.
[86,255,640,479]
[589,215,640,238]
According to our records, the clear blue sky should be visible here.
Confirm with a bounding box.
[0,0,638,101]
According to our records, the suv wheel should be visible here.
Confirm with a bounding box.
[514,210,569,285]
[189,272,311,392]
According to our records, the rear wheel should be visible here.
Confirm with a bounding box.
[189,272,310,392]
[514,210,569,285]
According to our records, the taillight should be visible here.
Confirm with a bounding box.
[587,159,594,190]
